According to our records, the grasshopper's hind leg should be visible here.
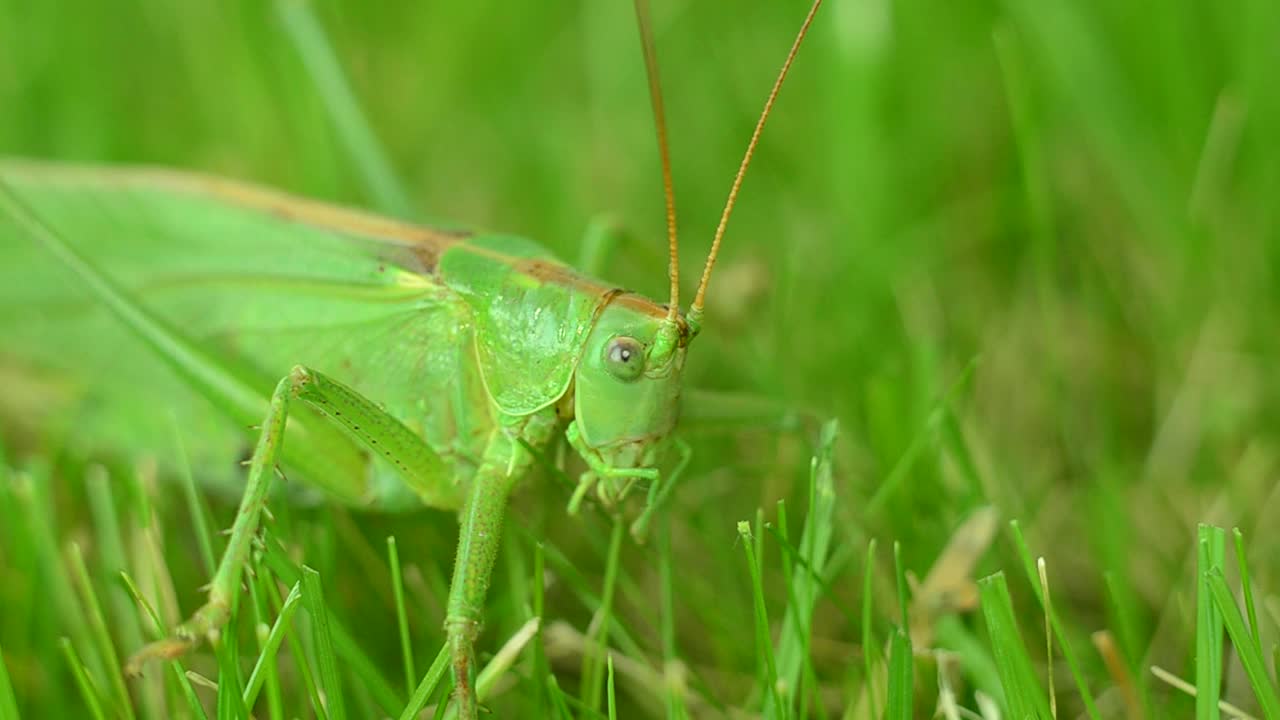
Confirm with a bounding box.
[126,369,302,673]
[127,365,450,674]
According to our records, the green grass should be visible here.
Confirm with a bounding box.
[3,0,1280,717]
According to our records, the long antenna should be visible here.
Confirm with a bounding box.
[633,0,681,321]
[690,0,822,319]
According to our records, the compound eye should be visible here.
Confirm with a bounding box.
[603,336,645,381]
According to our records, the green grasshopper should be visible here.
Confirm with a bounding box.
[0,0,821,716]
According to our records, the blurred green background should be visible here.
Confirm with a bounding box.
[3,0,1279,717]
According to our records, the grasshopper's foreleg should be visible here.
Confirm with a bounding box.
[445,411,557,720]
[564,421,660,515]
[564,423,690,542]
[127,365,448,674]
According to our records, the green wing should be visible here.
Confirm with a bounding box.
[0,161,482,509]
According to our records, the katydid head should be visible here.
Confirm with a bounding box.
[571,296,689,507]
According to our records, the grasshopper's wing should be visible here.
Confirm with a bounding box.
[0,161,479,509]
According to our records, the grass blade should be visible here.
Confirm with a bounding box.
[246,568,284,720]
[657,515,688,720]
[1232,528,1263,652]
[243,581,303,709]
[886,627,913,720]
[215,603,250,720]
[172,422,218,577]
[118,571,207,719]
[545,674,575,719]
[387,536,416,698]
[67,542,135,720]
[861,538,880,720]
[261,534,401,714]
[1009,521,1102,719]
[772,419,838,717]
[84,467,145,668]
[607,654,617,720]
[19,466,97,688]
[978,572,1051,720]
[302,566,345,720]
[581,518,625,712]
[532,541,551,718]
[1196,524,1226,720]
[1205,570,1280,720]
[59,638,107,720]
[738,519,781,716]
[515,530,644,659]
[397,644,450,720]
[476,617,542,702]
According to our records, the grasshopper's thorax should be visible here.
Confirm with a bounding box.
[572,294,689,500]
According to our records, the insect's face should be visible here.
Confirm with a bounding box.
[573,297,687,502]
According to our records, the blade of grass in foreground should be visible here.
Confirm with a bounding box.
[886,627,913,720]
[67,542,135,720]
[532,541,551,717]
[302,566,346,720]
[119,571,207,718]
[120,517,207,712]
[243,581,303,709]
[59,637,107,720]
[21,465,97,689]
[771,419,838,718]
[261,532,402,714]
[581,519,625,712]
[1196,524,1225,720]
[979,572,1051,720]
[1205,569,1280,719]
[1232,528,1263,653]
[885,542,913,720]
[84,468,146,675]
[861,538,880,720]
[215,591,250,720]
[246,568,285,720]
[1009,521,1101,719]
[401,619,541,720]
[607,655,617,720]
[474,617,541,703]
[518,531,644,659]
[398,644,449,720]
[657,515,689,720]
[739,518,782,717]
[172,422,218,577]
[387,536,416,698]
[544,674,575,719]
